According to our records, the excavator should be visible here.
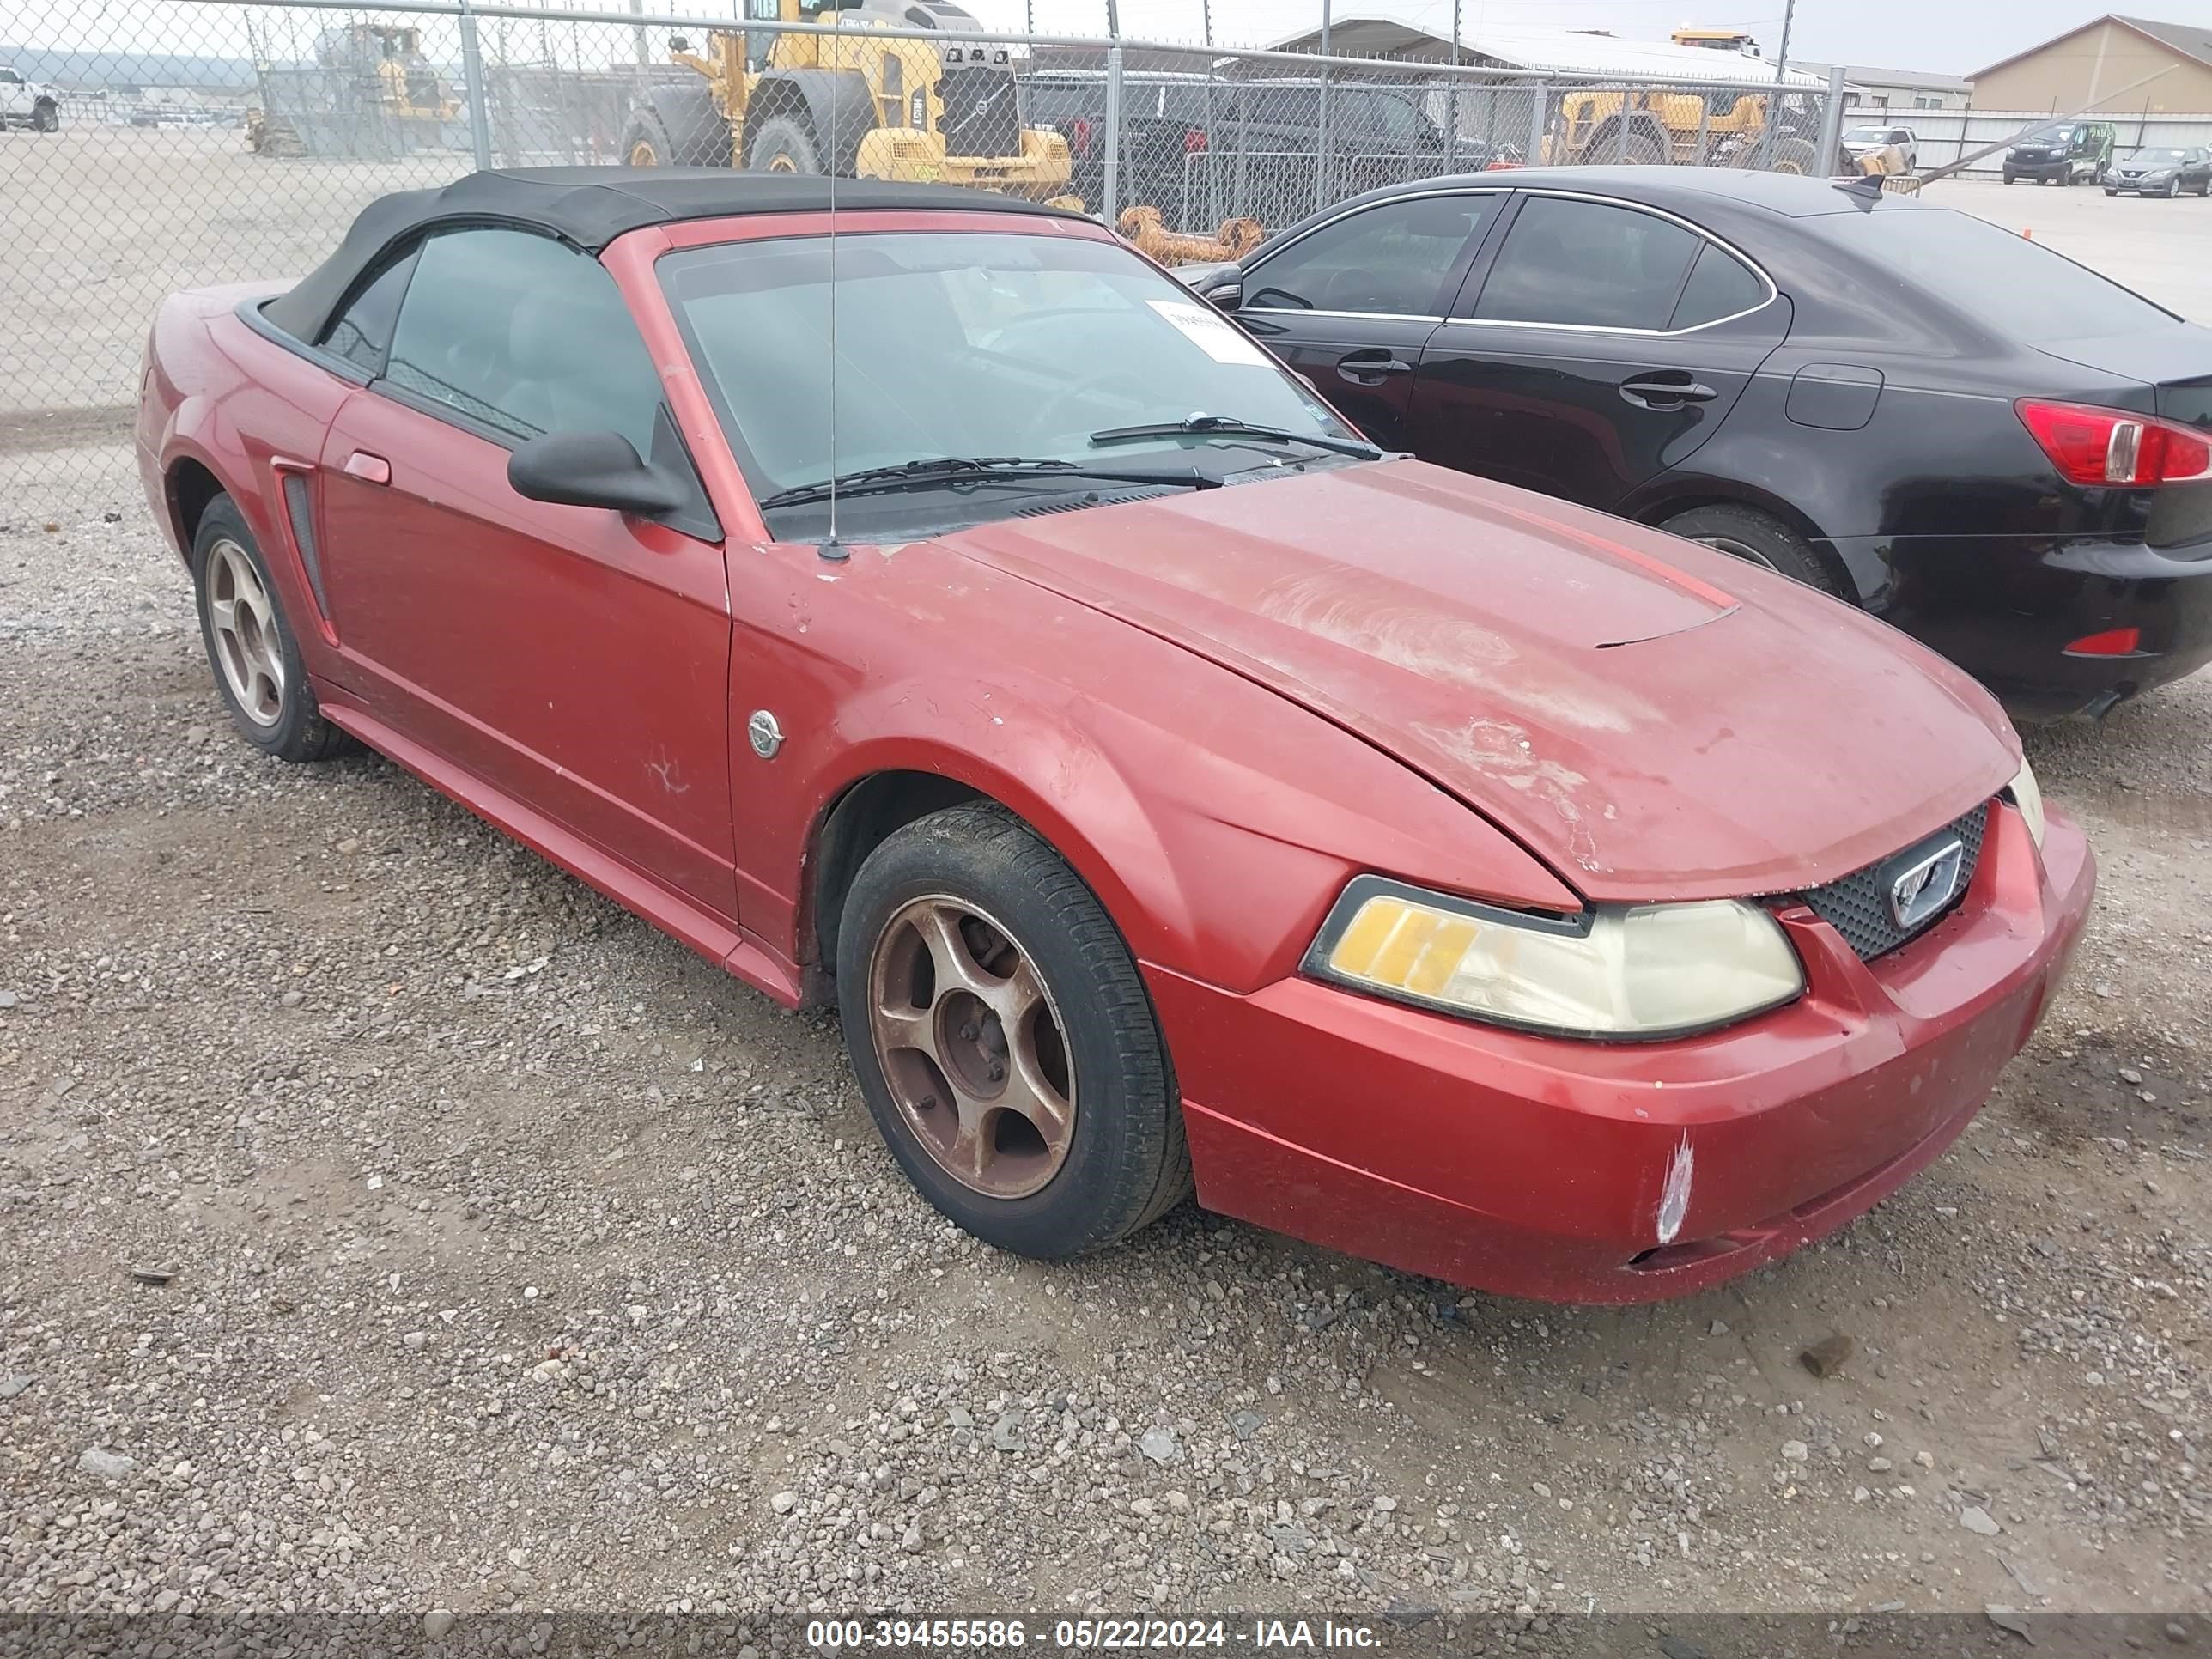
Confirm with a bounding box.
[621,0,1073,204]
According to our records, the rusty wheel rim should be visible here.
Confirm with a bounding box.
[629,140,659,166]
[866,896,1076,1200]
[767,153,799,173]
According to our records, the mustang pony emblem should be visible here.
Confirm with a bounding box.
[1887,836,1966,930]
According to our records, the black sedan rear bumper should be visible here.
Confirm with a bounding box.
[1832,532,2212,720]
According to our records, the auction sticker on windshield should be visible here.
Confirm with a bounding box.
[1147,297,1273,368]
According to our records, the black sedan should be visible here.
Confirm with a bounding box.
[2105,146,2212,198]
[1183,167,2212,719]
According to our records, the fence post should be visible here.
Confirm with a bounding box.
[1103,44,1122,229]
[1526,81,1547,165]
[1816,64,1847,176]
[457,0,495,172]
[1694,93,1711,165]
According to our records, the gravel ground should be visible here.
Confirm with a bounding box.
[3,491,2208,1626]
[1,138,2209,1630]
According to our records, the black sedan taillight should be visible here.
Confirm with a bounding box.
[2015,398,2212,487]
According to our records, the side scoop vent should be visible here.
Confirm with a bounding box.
[281,472,333,622]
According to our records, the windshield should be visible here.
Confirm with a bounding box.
[2126,148,2185,163]
[1810,206,2178,342]
[660,228,1360,537]
[1842,126,1890,144]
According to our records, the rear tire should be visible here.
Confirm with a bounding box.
[746,113,822,175]
[191,495,351,763]
[1766,137,1819,176]
[836,801,1191,1261]
[1660,503,1850,601]
[621,107,674,167]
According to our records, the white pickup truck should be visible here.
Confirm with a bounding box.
[1,64,62,131]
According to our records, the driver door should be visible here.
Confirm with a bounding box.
[312,226,740,924]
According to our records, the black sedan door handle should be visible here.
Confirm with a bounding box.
[1620,373,1718,408]
[1337,349,1413,386]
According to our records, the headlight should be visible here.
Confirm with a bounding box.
[2006,757,2046,848]
[1306,877,1803,1040]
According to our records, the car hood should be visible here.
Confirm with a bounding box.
[940,461,2016,903]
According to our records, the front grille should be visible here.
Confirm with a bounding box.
[1795,802,1990,962]
[937,64,1020,159]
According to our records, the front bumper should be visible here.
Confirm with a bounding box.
[2106,176,2172,192]
[1837,531,2212,720]
[1148,804,2094,1304]
[2006,158,2067,180]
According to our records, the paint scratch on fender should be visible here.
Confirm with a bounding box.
[1656,1136,1694,1246]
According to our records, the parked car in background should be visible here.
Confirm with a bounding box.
[2105,145,2212,197]
[1186,167,2212,720]
[0,64,61,131]
[137,168,2091,1303]
[1840,122,1916,170]
[2004,120,2114,185]
[1023,70,1463,224]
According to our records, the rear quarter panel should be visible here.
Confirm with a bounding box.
[142,288,355,659]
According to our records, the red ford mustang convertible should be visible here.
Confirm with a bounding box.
[137,169,2094,1303]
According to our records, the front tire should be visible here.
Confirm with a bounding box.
[836,802,1191,1261]
[191,495,350,763]
[1661,503,1850,601]
[33,100,58,132]
[746,113,822,175]
[2166,177,2182,198]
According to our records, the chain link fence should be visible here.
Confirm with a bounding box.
[0,0,1850,503]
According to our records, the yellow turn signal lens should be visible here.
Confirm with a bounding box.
[1312,879,1803,1040]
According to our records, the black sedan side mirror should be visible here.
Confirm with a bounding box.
[1180,260,1243,312]
[508,430,686,518]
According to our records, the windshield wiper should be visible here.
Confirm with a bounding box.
[1088,414,1383,459]
[758,455,1215,509]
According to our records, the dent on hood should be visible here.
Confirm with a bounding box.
[1414,716,1617,875]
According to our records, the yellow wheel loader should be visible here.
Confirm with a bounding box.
[1547,27,1826,174]
[621,0,1073,204]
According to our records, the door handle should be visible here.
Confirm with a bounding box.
[1337,349,1413,386]
[343,450,392,485]
[1620,374,1718,408]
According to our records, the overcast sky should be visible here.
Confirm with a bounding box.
[13,0,2200,80]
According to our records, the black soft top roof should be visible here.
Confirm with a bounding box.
[263,167,1085,343]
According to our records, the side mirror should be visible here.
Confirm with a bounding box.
[1180,260,1243,312]
[508,429,686,518]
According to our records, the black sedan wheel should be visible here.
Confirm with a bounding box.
[1662,504,1848,601]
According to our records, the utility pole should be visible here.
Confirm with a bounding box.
[1773,0,1795,82]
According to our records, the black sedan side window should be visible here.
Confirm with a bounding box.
[381,228,664,455]
[1243,194,1496,317]
[1668,241,1768,330]
[1467,196,1702,332]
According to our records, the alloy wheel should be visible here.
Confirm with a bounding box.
[204,538,286,726]
[865,895,1076,1200]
